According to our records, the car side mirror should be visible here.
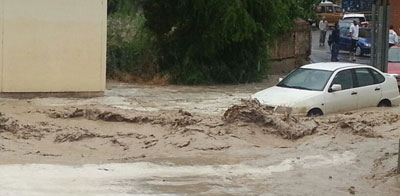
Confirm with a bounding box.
[329,84,342,92]
[279,78,283,82]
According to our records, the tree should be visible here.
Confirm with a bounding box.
[139,0,315,84]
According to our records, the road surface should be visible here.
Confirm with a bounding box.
[310,28,371,65]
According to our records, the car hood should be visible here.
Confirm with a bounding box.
[251,86,322,107]
[358,37,371,46]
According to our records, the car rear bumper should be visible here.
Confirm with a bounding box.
[390,95,400,106]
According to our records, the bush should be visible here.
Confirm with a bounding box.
[107,1,159,81]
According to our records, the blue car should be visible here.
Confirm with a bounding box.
[338,27,371,56]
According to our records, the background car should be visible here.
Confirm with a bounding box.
[315,1,343,26]
[338,19,355,28]
[388,46,400,86]
[342,13,368,27]
[251,63,400,116]
[338,26,371,56]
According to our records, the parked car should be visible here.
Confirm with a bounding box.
[338,19,354,28]
[315,1,343,26]
[251,63,400,116]
[338,26,371,56]
[342,13,368,27]
[388,46,400,86]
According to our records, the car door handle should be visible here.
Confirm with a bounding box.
[375,87,381,91]
[351,92,358,95]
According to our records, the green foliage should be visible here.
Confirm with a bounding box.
[140,0,313,84]
[107,0,158,80]
[108,0,137,15]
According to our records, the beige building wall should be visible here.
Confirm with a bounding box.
[0,0,107,93]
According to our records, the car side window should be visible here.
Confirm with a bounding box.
[355,68,375,87]
[369,69,385,84]
[326,6,334,13]
[331,70,354,90]
[340,28,348,36]
[316,6,325,13]
[317,6,325,13]
[334,6,342,13]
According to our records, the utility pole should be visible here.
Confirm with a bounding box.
[370,0,390,72]
[398,139,400,174]
[370,0,399,177]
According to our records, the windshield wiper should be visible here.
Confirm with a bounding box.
[278,84,312,90]
[277,83,289,87]
[288,85,313,90]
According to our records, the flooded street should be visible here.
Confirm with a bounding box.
[0,81,400,195]
[0,151,358,196]
[31,79,280,115]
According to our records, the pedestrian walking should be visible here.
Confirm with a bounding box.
[330,22,340,62]
[389,25,398,48]
[349,20,359,62]
[319,18,329,46]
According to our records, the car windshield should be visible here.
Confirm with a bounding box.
[389,48,400,62]
[339,20,353,28]
[277,68,333,91]
[359,29,371,38]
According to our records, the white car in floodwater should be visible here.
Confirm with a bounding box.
[252,63,400,116]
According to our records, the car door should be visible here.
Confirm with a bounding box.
[354,68,382,109]
[316,6,325,19]
[325,6,334,25]
[339,27,351,51]
[333,6,343,23]
[324,69,358,113]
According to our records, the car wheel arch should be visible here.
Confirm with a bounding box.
[307,108,324,117]
[378,99,392,107]
[356,46,363,56]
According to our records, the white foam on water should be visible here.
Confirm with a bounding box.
[0,151,356,196]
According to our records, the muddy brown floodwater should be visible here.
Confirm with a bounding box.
[0,80,400,195]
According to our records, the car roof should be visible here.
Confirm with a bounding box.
[319,1,339,6]
[339,26,370,30]
[343,13,365,18]
[301,63,371,71]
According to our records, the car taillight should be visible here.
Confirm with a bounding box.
[389,74,400,80]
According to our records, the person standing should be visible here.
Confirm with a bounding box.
[389,25,398,48]
[331,22,340,62]
[319,18,329,46]
[349,20,359,62]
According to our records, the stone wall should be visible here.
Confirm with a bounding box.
[268,20,311,74]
